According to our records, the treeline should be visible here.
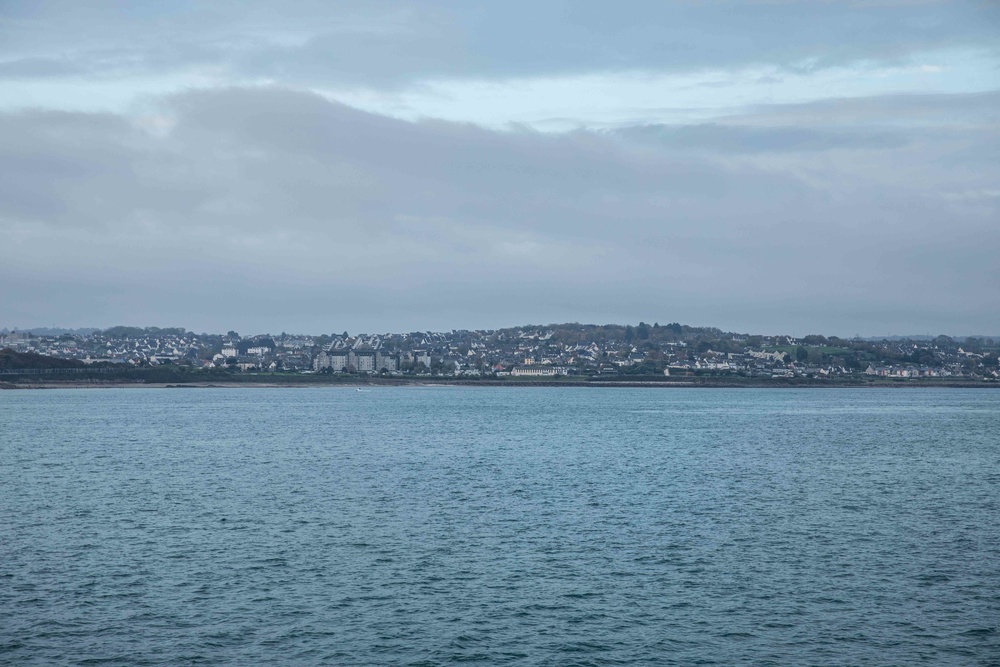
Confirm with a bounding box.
[501,322,724,345]
[0,349,86,370]
[101,326,188,338]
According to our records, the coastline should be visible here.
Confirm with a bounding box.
[3,378,997,390]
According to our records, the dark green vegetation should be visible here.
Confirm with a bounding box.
[101,326,188,339]
[0,349,86,370]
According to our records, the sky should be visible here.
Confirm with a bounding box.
[1,1,998,337]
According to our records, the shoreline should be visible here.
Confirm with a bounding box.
[3,378,997,390]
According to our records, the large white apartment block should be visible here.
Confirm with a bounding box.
[314,347,399,373]
[354,351,376,373]
[376,351,398,372]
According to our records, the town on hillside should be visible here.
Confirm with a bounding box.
[1,323,998,381]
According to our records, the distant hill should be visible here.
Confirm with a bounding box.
[0,349,86,370]
[101,326,187,338]
[861,335,998,342]
[0,327,101,337]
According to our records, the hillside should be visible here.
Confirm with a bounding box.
[0,348,86,370]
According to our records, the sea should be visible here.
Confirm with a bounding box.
[1,387,998,666]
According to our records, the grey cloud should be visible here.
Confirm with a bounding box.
[0,110,213,229]
[615,123,909,153]
[0,57,83,79]
[732,90,1000,127]
[2,1,997,86]
[0,86,997,334]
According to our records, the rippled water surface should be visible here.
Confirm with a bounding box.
[2,387,999,665]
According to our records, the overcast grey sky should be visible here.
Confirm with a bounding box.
[1,1,998,336]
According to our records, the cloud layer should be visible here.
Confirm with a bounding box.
[1,1,997,334]
[3,1,997,86]
[1,85,997,334]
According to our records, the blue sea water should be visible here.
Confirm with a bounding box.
[1,387,998,666]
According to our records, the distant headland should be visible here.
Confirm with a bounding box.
[1,322,997,388]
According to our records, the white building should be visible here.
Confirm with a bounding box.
[353,351,376,373]
[511,365,568,377]
[376,350,399,372]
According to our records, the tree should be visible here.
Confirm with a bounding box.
[906,349,936,365]
[933,335,954,348]
[795,346,809,363]
[637,322,650,340]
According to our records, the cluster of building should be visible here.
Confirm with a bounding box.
[0,328,314,372]
[2,325,998,380]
